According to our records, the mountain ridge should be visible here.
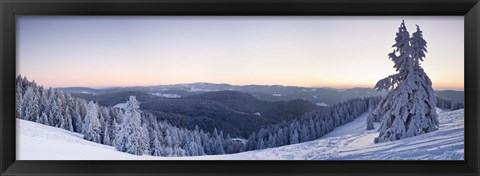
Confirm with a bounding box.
[58,82,463,106]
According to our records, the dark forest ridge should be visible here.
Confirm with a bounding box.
[63,89,320,137]
[58,82,464,106]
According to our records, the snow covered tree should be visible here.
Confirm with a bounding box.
[211,128,225,154]
[73,100,86,133]
[366,107,375,130]
[82,101,102,143]
[16,86,23,119]
[246,132,257,151]
[436,97,464,110]
[110,118,119,146]
[21,86,35,121]
[299,125,309,142]
[290,130,299,144]
[141,123,150,154]
[148,129,162,156]
[115,96,148,155]
[103,124,111,146]
[37,112,49,125]
[62,107,74,131]
[373,21,439,143]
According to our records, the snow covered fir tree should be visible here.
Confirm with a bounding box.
[82,101,102,143]
[115,96,148,155]
[370,21,439,143]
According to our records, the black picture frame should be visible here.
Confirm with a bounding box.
[1,0,479,175]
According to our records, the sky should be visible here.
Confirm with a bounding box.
[17,16,464,90]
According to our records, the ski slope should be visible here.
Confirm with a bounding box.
[17,109,464,160]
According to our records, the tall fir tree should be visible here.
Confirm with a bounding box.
[373,21,439,143]
[37,112,49,125]
[115,96,148,155]
[103,124,111,146]
[82,101,102,143]
[16,85,23,119]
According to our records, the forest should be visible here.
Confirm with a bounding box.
[16,73,463,157]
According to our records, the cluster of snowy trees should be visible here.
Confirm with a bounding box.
[371,21,439,143]
[16,76,244,156]
[436,97,464,110]
[16,76,89,132]
[246,96,382,151]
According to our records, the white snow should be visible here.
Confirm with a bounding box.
[17,109,464,160]
[80,91,93,94]
[187,87,217,92]
[272,94,282,97]
[253,112,262,116]
[113,103,127,109]
[16,119,138,160]
[231,138,248,144]
[321,112,370,139]
[316,103,328,107]
[150,93,181,98]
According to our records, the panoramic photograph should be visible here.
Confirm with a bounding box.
[16,16,464,160]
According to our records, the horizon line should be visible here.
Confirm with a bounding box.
[53,82,464,91]
[17,75,464,91]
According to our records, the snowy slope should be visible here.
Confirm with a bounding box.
[17,109,464,160]
[320,112,373,139]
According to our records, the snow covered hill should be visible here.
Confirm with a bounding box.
[17,109,464,160]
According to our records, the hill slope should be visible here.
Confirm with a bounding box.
[17,109,463,160]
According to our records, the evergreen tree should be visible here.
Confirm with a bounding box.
[211,128,225,154]
[115,96,148,155]
[21,86,35,120]
[82,101,102,143]
[111,118,119,146]
[16,86,23,119]
[103,124,111,146]
[60,107,74,131]
[373,21,439,143]
[290,130,299,144]
[73,100,85,133]
[366,107,375,130]
[37,112,49,125]
[149,129,162,156]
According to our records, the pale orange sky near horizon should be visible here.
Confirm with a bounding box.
[17,16,464,90]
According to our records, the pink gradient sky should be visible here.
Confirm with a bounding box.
[17,16,464,89]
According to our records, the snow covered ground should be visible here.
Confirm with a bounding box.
[149,93,182,98]
[17,108,464,160]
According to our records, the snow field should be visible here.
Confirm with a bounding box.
[17,109,464,160]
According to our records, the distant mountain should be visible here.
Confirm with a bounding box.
[71,91,159,107]
[187,90,258,102]
[185,91,319,122]
[59,83,464,107]
[59,83,384,106]
[57,87,98,94]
